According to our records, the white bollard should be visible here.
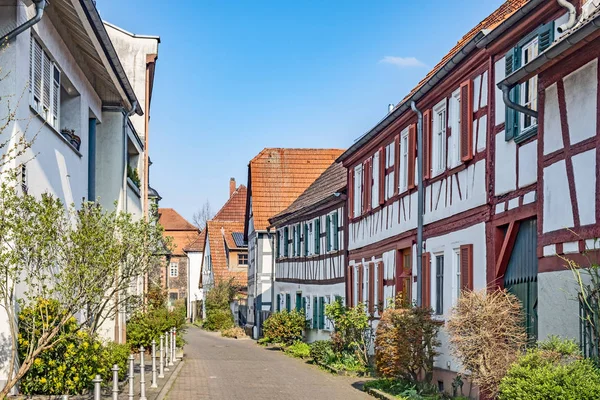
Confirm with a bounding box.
[112,364,120,400]
[128,354,135,400]
[159,335,165,378]
[139,346,147,400]
[172,327,177,362]
[93,375,102,400]
[165,331,171,370]
[151,339,158,388]
[168,329,174,366]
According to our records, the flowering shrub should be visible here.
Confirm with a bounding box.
[262,310,305,345]
[375,305,441,384]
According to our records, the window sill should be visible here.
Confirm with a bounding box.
[30,105,82,158]
[127,177,141,198]
[514,126,537,144]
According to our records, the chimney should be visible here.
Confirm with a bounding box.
[229,177,236,197]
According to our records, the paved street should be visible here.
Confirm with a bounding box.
[166,326,371,400]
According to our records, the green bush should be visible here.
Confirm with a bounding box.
[262,310,305,345]
[325,299,371,367]
[102,342,131,381]
[285,341,311,358]
[309,340,334,364]
[363,378,442,400]
[204,308,234,331]
[498,338,600,400]
[126,304,187,351]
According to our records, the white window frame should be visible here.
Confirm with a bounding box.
[519,37,539,135]
[432,99,447,176]
[434,254,444,316]
[400,128,409,192]
[353,164,363,217]
[353,265,359,307]
[170,262,179,278]
[453,249,461,306]
[364,264,369,310]
[371,151,380,207]
[449,89,461,168]
[30,36,61,130]
[385,142,395,200]
[307,221,314,256]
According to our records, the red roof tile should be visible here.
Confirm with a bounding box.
[158,208,197,231]
[205,220,247,286]
[158,208,201,256]
[213,185,247,222]
[247,148,344,232]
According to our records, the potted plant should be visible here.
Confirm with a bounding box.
[70,133,81,151]
[61,128,73,142]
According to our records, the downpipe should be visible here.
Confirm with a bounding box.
[557,0,577,33]
[3,0,47,42]
[500,83,538,119]
[410,101,424,307]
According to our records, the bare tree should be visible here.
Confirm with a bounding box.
[192,199,214,231]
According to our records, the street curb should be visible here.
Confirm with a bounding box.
[156,359,184,400]
[364,388,396,400]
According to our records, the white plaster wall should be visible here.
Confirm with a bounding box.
[495,131,517,195]
[543,83,564,155]
[538,269,589,343]
[126,183,142,218]
[96,111,125,211]
[187,251,203,320]
[424,222,487,371]
[564,59,598,146]
[518,139,537,188]
[572,149,597,226]
[494,57,506,126]
[543,160,574,233]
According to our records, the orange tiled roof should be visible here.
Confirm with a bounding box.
[158,208,201,256]
[247,148,344,232]
[399,0,528,105]
[213,185,247,222]
[183,230,206,252]
[205,220,247,286]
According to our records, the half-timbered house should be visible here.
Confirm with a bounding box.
[269,162,346,342]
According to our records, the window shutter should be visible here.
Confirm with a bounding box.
[283,227,289,257]
[460,80,474,161]
[296,293,302,311]
[276,231,281,258]
[348,170,354,219]
[315,218,321,254]
[318,297,325,329]
[302,297,306,315]
[408,124,416,189]
[303,223,309,256]
[422,253,431,308]
[364,159,371,213]
[368,264,375,314]
[277,294,281,312]
[460,244,474,292]
[286,293,291,312]
[423,109,432,180]
[358,265,363,303]
[347,266,353,306]
[52,66,60,128]
[332,212,339,251]
[538,22,555,53]
[505,48,521,141]
[393,135,400,195]
[42,51,51,114]
[313,297,318,329]
[377,262,384,311]
[32,39,43,106]
[379,147,386,205]
[326,214,331,251]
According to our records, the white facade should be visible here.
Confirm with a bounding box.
[186,250,203,322]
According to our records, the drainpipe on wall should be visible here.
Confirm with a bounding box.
[557,0,577,33]
[499,83,539,120]
[410,101,424,307]
[269,230,275,313]
[2,0,47,42]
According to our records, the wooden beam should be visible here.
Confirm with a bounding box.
[495,221,520,282]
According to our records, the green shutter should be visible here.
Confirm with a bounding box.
[277,294,281,312]
[302,297,306,315]
[286,293,291,312]
[332,212,339,251]
[326,214,331,251]
[537,21,555,53]
[313,297,318,329]
[318,297,325,329]
[276,232,281,258]
[314,218,320,255]
[304,223,309,256]
[505,47,521,141]
[296,293,302,311]
[284,227,289,257]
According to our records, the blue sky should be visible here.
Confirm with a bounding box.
[98,0,504,223]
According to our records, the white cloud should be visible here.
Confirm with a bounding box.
[380,56,427,68]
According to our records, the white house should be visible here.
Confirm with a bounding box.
[269,162,347,343]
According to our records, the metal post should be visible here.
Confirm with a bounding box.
[151,339,158,388]
[168,328,174,366]
[159,335,165,378]
[139,346,147,400]
[164,331,170,371]
[93,375,102,400]
[172,327,177,362]
[112,364,120,400]
[128,354,135,400]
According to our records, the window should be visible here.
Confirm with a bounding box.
[435,255,444,315]
[449,90,461,168]
[433,100,447,175]
[353,265,359,307]
[294,224,301,256]
[385,142,395,200]
[238,253,248,266]
[283,227,289,257]
[169,292,178,305]
[276,231,281,258]
[169,262,178,277]
[400,129,409,191]
[313,218,321,255]
[505,22,554,142]
[30,36,60,130]
[306,222,314,256]
[353,165,363,217]
[372,151,380,207]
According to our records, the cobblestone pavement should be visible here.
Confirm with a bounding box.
[165,326,371,400]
